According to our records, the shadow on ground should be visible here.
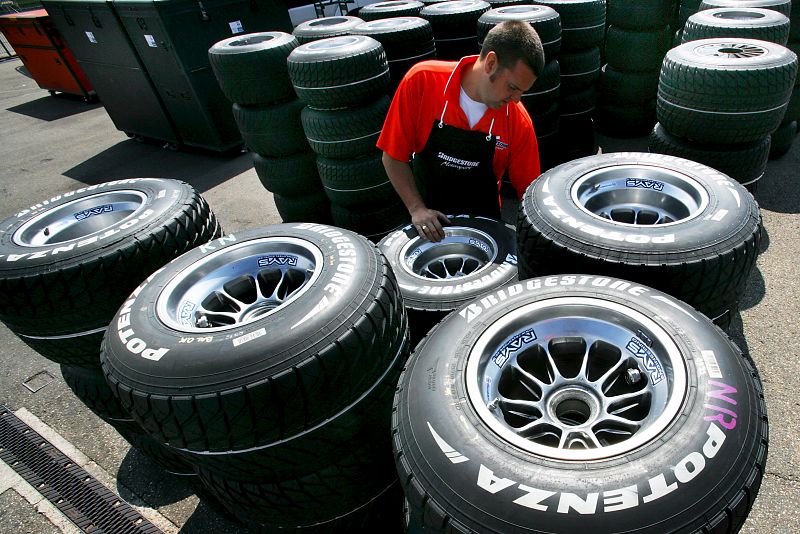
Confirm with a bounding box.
[6,93,101,121]
[63,140,254,193]
[754,149,800,214]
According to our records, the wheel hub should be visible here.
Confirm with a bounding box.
[466,297,687,461]
[157,237,323,332]
[12,190,147,247]
[399,226,498,280]
[571,165,709,226]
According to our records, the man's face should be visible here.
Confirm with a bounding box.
[484,53,537,109]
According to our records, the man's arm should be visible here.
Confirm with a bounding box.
[382,152,450,242]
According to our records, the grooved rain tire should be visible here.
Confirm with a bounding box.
[232,100,309,157]
[605,25,672,72]
[657,38,798,143]
[253,151,322,197]
[208,32,299,106]
[607,0,674,29]
[0,179,221,343]
[517,152,762,324]
[318,154,396,207]
[393,275,767,533]
[288,35,390,110]
[699,0,791,18]
[101,226,406,455]
[682,8,790,45]
[292,16,365,44]
[302,96,391,159]
[477,5,562,61]
[360,1,425,21]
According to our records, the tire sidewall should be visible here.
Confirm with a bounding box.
[378,215,517,310]
[0,178,196,273]
[523,152,755,255]
[398,276,762,532]
[102,223,381,393]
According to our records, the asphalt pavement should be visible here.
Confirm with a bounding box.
[0,56,798,533]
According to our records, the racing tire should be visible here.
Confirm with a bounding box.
[517,152,762,325]
[292,16,365,44]
[595,101,657,137]
[682,8,790,45]
[253,151,323,197]
[599,65,660,105]
[301,96,391,159]
[699,0,791,18]
[534,0,606,50]
[273,191,333,224]
[208,32,299,106]
[393,275,767,534]
[378,215,518,346]
[522,59,560,113]
[331,201,409,242]
[198,441,403,532]
[101,226,407,454]
[605,25,672,72]
[769,119,796,158]
[607,0,674,30]
[232,100,309,157]
[477,5,562,61]
[657,38,798,144]
[360,1,425,21]
[558,46,601,92]
[351,17,434,57]
[421,0,489,60]
[60,364,196,476]
[0,179,221,346]
[648,122,770,185]
[288,35,390,110]
[531,102,560,137]
[559,85,597,116]
[318,154,397,207]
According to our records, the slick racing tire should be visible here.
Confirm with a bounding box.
[0,179,221,351]
[393,276,767,534]
[378,215,518,343]
[101,225,406,454]
[517,153,762,326]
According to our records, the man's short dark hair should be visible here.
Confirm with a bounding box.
[480,20,545,78]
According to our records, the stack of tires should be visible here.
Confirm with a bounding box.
[292,15,365,44]
[394,273,767,534]
[420,0,490,60]
[677,0,703,33]
[209,32,331,224]
[288,35,408,242]
[99,224,410,531]
[477,5,563,171]
[516,152,762,328]
[536,0,606,164]
[597,0,674,137]
[0,179,222,477]
[352,17,437,92]
[649,37,797,193]
[779,0,800,157]
[681,5,796,159]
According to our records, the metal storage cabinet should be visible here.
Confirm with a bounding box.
[0,9,94,99]
[113,0,292,152]
[41,0,180,145]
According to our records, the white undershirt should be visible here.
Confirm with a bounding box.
[459,87,487,129]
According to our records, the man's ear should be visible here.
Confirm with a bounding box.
[484,51,498,75]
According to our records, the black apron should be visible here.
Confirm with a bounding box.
[413,114,501,220]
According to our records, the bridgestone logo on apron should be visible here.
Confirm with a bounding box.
[437,152,481,170]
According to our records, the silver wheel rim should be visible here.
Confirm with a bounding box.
[465,297,687,461]
[693,42,767,58]
[571,165,709,226]
[13,190,147,247]
[156,237,323,333]
[398,226,498,280]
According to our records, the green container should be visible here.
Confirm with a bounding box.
[113,0,292,152]
[41,0,180,144]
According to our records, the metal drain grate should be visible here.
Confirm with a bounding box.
[0,405,163,534]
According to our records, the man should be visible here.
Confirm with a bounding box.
[377,20,545,242]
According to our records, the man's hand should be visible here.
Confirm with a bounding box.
[411,208,450,242]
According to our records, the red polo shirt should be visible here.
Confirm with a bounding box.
[377,56,540,199]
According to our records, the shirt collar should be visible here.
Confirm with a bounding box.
[443,55,480,102]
